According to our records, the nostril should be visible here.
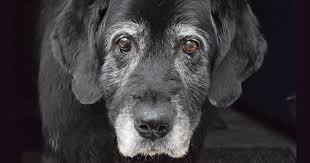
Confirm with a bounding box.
[157,125,169,133]
[139,124,150,131]
[132,95,142,101]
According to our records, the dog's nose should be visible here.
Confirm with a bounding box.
[135,118,171,140]
[133,104,175,140]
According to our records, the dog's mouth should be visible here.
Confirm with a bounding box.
[116,133,192,158]
[132,142,170,157]
[130,153,177,162]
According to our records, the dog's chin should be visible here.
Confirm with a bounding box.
[117,139,191,159]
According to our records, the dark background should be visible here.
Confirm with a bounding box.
[243,0,296,127]
[5,0,297,162]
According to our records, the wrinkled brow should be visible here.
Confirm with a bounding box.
[103,21,147,51]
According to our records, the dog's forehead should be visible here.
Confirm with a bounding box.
[105,0,213,32]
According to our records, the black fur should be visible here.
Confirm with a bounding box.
[208,0,267,107]
[38,0,266,162]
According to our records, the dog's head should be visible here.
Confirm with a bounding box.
[51,0,266,158]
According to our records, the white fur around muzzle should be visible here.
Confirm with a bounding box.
[114,103,194,158]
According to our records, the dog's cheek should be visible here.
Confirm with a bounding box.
[175,58,210,105]
[173,58,210,131]
[100,50,141,97]
[99,54,141,125]
[99,54,126,98]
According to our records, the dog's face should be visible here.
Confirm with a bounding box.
[51,0,266,159]
[99,0,215,158]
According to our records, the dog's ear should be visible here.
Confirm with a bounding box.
[209,0,267,108]
[51,0,109,104]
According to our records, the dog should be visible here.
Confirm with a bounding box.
[38,0,267,162]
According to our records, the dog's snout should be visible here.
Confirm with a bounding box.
[133,104,175,140]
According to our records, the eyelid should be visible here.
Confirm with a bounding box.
[113,33,133,44]
[183,37,201,47]
[178,36,204,50]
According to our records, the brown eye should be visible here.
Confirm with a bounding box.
[182,40,199,54]
[117,37,132,52]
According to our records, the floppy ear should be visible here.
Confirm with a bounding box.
[208,0,267,108]
[51,0,108,104]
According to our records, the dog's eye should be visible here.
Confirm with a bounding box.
[182,40,199,55]
[117,37,132,53]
